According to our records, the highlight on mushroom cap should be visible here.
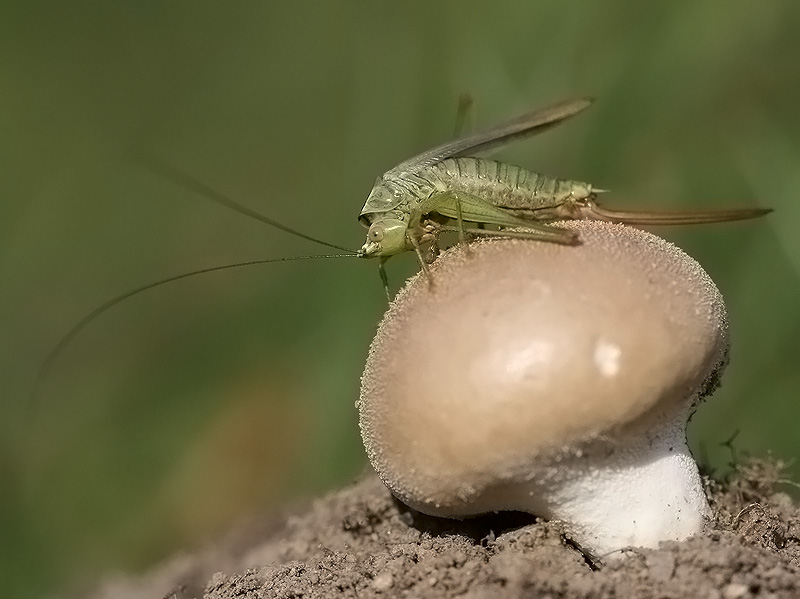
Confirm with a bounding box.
[358,220,729,559]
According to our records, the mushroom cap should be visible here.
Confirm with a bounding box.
[358,220,728,516]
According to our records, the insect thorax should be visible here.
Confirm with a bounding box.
[359,173,438,224]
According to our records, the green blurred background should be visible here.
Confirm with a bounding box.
[3,2,798,597]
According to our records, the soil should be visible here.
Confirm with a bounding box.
[88,458,800,599]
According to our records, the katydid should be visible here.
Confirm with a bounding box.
[356,97,769,295]
[30,97,770,410]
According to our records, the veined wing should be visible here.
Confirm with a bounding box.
[386,97,593,176]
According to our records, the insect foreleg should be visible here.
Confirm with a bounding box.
[378,258,391,301]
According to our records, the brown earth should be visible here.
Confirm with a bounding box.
[89,458,800,599]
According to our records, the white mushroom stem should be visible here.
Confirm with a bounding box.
[359,221,728,559]
[504,410,710,558]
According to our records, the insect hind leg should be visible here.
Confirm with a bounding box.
[440,224,579,245]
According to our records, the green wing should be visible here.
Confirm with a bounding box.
[387,97,592,177]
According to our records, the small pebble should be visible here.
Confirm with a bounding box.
[372,572,394,591]
[721,582,749,599]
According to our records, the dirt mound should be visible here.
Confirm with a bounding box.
[90,458,800,599]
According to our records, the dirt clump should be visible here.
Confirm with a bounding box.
[90,457,800,599]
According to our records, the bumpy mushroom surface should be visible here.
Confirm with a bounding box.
[358,220,729,559]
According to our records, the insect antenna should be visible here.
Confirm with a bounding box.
[452,93,474,138]
[133,152,357,254]
[28,253,357,422]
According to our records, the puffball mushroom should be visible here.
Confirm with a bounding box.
[358,220,729,559]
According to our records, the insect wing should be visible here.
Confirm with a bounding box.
[585,200,772,225]
[387,97,593,176]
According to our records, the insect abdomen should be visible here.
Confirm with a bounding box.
[425,157,589,210]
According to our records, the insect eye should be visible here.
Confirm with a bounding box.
[369,226,385,242]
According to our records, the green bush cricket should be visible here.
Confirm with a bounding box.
[31,96,770,410]
[356,97,770,296]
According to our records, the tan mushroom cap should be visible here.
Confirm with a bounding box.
[359,220,728,515]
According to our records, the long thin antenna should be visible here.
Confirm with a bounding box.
[29,253,357,420]
[133,153,357,254]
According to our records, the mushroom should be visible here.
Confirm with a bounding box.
[358,220,729,559]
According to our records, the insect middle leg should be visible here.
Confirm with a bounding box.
[421,225,442,264]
